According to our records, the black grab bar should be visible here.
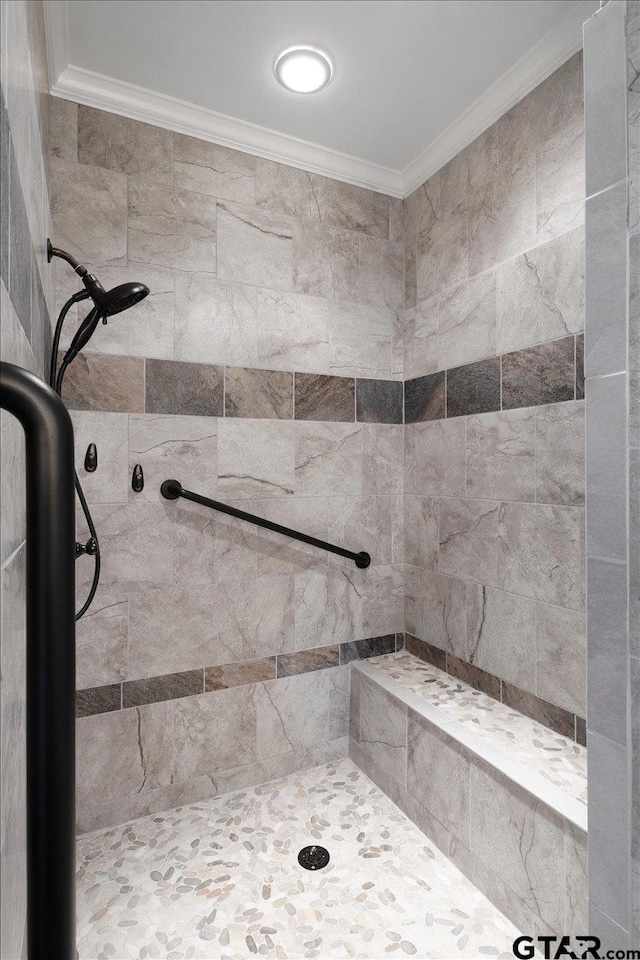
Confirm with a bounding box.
[0,362,76,960]
[161,479,371,568]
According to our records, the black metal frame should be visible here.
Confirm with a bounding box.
[161,479,371,568]
[0,362,76,960]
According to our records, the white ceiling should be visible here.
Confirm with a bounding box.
[45,0,597,196]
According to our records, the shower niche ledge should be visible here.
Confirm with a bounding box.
[349,652,587,938]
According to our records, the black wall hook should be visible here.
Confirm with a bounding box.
[84,442,97,472]
[131,463,144,492]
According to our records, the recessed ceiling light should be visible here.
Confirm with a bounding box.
[274,46,333,94]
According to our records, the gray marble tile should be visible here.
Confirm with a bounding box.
[358,236,404,312]
[328,496,394,568]
[128,575,294,678]
[356,378,402,424]
[321,179,389,238]
[498,228,584,355]
[439,498,500,584]
[204,657,277,691]
[49,96,77,161]
[405,418,465,497]
[467,116,536,277]
[536,600,586,717]
[71,410,129,503]
[123,670,203,708]
[439,272,497,370]
[467,583,536,692]
[586,371,628,561]
[8,140,31,331]
[498,502,582,610]
[502,337,575,410]
[407,710,470,844]
[225,366,293,419]
[75,582,128,688]
[583,0,628,195]
[60,351,145,413]
[466,408,536,502]
[292,221,359,300]
[217,418,294,499]
[76,502,174,588]
[253,497,329,576]
[358,563,404,639]
[51,158,127,265]
[128,178,217,272]
[256,288,330,373]
[358,674,407,783]
[535,400,585,506]
[294,421,362,497]
[587,557,629,745]
[585,180,629,377]
[588,731,631,930]
[294,373,354,422]
[174,272,258,368]
[217,200,292,290]
[447,357,501,418]
[145,358,223,417]
[0,94,10,290]
[76,701,174,809]
[403,296,440,380]
[255,159,323,219]
[329,300,397,379]
[404,495,438,569]
[76,684,121,718]
[404,371,445,423]
[410,164,468,303]
[128,413,217,503]
[588,906,631,952]
[533,54,585,242]
[255,670,332,758]
[362,423,403,496]
[174,133,255,203]
[471,759,567,931]
[575,334,584,400]
[173,685,257,780]
[293,568,360,649]
[78,106,173,184]
[340,635,396,664]
[276,645,340,677]
[405,568,467,657]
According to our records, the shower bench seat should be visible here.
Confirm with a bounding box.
[349,651,587,939]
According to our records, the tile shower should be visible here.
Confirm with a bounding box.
[1,0,638,956]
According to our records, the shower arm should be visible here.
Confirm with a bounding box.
[161,479,372,568]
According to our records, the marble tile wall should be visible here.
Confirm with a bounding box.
[403,52,587,723]
[583,0,639,947]
[0,3,53,956]
[48,102,407,828]
[349,666,587,937]
[50,100,403,379]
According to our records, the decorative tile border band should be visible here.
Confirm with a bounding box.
[404,334,584,423]
[59,352,404,425]
[404,633,586,746]
[76,633,403,718]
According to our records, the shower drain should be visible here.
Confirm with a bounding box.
[298,845,330,870]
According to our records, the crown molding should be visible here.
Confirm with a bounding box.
[49,65,405,197]
[44,0,595,200]
[401,0,598,196]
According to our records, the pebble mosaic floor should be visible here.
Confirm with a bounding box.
[77,758,520,960]
[365,652,587,806]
